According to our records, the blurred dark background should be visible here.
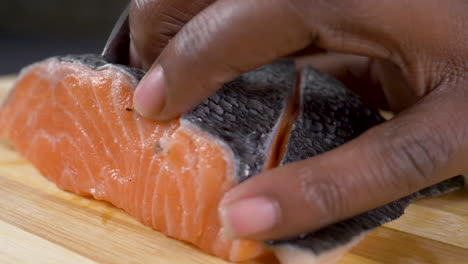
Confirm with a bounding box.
[0,0,128,75]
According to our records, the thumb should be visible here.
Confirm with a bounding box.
[218,86,468,240]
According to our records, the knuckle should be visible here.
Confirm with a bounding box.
[131,0,204,59]
[377,119,453,192]
[174,11,215,57]
[174,11,242,80]
[296,166,349,223]
[132,0,185,26]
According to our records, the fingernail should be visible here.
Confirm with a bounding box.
[219,197,280,238]
[134,65,165,117]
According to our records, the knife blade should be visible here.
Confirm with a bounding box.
[101,5,130,65]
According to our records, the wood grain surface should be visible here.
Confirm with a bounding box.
[0,75,467,264]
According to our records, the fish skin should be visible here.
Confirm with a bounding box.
[280,67,385,164]
[1,54,465,263]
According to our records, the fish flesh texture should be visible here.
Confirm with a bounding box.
[0,54,464,263]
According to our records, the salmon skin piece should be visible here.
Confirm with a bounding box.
[0,54,464,263]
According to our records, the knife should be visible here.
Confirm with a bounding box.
[101,5,130,65]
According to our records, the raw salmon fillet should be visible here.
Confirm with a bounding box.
[0,55,464,263]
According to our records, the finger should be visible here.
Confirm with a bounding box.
[374,59,418,112]
[129,0,215,69]
[218,86,468,240]
[296,53,390,110]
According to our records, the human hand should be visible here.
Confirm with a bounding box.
[129,0,468,240]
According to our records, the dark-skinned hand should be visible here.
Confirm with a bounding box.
[129,0,468,240]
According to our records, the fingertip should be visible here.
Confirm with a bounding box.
[219,196,280,239]
[133,64,166,118]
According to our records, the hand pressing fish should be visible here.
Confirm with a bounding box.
[2,2,468,264]
[0,55,464,263]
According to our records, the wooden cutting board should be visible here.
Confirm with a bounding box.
[0,75,467,264]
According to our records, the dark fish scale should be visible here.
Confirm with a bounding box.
[325,124,336,133]
[211,93,221,103]
[310,122,323,132]
[212,113,224,122]
[248,108,261,116]
[219,98,233,112]
[238,103,247,113]
[248,98,265,111]
[325,132,336,141]
[213,104,224,116]
[310,112,320,121]
[208,100,224,115]
[238,92,249,104]
[225,113,237,122]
